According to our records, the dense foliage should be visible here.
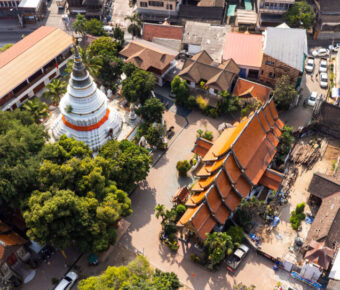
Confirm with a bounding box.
[137,97,165,123]
[276,125,295,164]
[171,76,191,107]
[283,0,316,29]
[85,19,106,36]
[22,98,48,123]
[125,13,142,39]
[23,136,133,252]
[122,69,156,104]
[43,79,67,105]
[176,160,191,177]
[99,139,151,192]
[204,232,234,268]
[0,110,48,207]
[273,75,298,111]
[78,256,181,289]
[217,91,240,115]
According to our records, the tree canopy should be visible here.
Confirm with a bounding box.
[125,13,142,39]
[283,0,316,29]
[217,91,240,115]
[43,79,67,105]
[171,76,190,107]
[85,19,106,36]
[122,69,156,104]
[273,75,297,111]
[22,97,48,123]
[137,97,165,123]
[72,14,87,37]
[99,139,151,192]
[87,37,118,60]
[78,255,181,290]
[23,135,133,252]
[0,110,48,207]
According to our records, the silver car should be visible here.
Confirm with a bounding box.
[55,272,78,290]
[319,58,327,73]
[320,73,328,89]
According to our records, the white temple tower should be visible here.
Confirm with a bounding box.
[52,47,122,150]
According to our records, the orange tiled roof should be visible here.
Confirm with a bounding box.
[192,137,214,158]
[176,99,284,240]
[233,78,271,104]
[259,168,284,191]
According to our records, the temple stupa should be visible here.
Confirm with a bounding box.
[52,47,122,150]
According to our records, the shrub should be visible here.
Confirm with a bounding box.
[176,204,186,217]
[187,95,197,109]
[202,130,213,141]
[167,240,179,251]
[190,253,201,263]
[176,160,191,177]
[196,95,208,111]
[290,202,306,230]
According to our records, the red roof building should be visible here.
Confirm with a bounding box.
[233,78,272,104]
[223,32,263,79]
[177,99,284,240]
[142,23,183,42]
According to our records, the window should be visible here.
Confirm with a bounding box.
[166,3,172,9]
[148,1,164,7]
[269,72,275,78]
[140,1,147,7]
[266,60,274,66]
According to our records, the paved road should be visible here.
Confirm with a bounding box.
[0,31,29,46]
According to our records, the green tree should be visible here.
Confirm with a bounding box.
[283,0,316,29]
[43,79,67,105]
[137,97,165,123]
[125,13,142,39]
[155,204,166,220]
[290,202,305,230]
[276,125,295,163]
[171,76,190,107]
[0,43,13,52]
[122,69,156,104]
[227,226,244,246]
[122,62,137,77]
[99,139,151,192]
[272,75,298,111]
[204,232,234,268]
[217,91,240,115]
[24,189,124,252]
[87,36,118,59]
[78,256,181,289]
[0,110,48,207]
[22,98,49,123]
[239,197,265,218]
[113,26,125,49]
[85,19,106,36]
[72,14,87,37]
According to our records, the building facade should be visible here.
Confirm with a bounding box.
[53,48,122,150]
[0,0,21,18]
[0,26,73,111]
[137,0,180,22]
[257,0,295,27]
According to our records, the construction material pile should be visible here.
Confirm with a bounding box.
[290,138,327,169]
[281,166,299,191]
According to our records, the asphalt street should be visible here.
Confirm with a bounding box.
[0,31,33,46]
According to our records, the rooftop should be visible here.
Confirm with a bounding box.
[223,32,263,68]
[308,172,340,199]
[263,26,308,72]
[233,78,271,104]
[182,21,227,62]
[119,39,177,73]
[177,99,284,240]
[18,0,42,8]
[178,50,240,92]
[0,26,72,99]
[142,23,183,42]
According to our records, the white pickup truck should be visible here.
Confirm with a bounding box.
[226,244,249,273]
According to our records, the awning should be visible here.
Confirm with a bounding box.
[245,0,252,11]
[227,4,236,16]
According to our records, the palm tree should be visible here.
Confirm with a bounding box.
[125,13,142,39]
[154,204,165,220]
[22,98,49,123]
[72,14,87,37]
[43,79,67,105]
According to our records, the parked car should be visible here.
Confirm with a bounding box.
[305,57,314,73]
[319,58,328,73]
[55,272,78,290]
[307,91,319,106]
[320,73,328,88]
[225,244,249,273]
[312,48,329,57]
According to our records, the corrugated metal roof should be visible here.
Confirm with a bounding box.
[263,27,308,72]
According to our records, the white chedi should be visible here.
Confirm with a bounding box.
[52,47,122,151]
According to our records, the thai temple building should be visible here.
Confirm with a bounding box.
[176,99,285,240]
[52,47,122,150]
